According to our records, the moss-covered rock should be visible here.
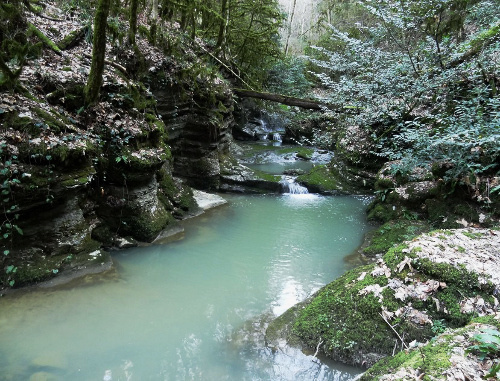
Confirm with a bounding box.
[94,177,174,242]
[361,318,500,380]
[296,165,343,194]
[370,161,499,228]
[362,220,432,257]
[266,228,500,369]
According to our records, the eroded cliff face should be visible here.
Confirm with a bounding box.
[0,12,235,289]
[148,70,234,190]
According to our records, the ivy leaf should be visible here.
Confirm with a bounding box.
[6,265,17,274]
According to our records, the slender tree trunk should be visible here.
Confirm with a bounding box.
[84,0,111,105]
[128,0,139,45]
[190,6,196,40]
[284,0,296,55]
[151,0,158,20]
[148,0,158,45]
[215,0,228,51]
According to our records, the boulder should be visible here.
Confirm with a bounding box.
[266,228,500,368]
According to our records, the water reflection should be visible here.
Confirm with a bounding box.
[227,313,360,381]
[0,194,370,380]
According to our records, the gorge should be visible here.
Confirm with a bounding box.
[1,0,499,380]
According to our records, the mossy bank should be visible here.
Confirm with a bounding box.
[266,228,500,373]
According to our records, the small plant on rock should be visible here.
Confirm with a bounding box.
[466,328,500,378]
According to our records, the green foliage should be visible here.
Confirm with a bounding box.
[466,328,500,360]
[431,319,447,335]
[466,327,500,377]
[310,0,500,190]
[0,0,30,91]
[379,95,500,182]
[0,143,23,251]
[157,0,284,86]
[265,56,312,97]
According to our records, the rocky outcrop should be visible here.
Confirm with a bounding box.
[266,228,500,368]
[232,99,288,142]
[0,16,216,289]
[148,68,234,190]
[366,161,500,227]
[361,317,500,380]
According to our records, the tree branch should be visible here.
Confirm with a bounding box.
[379,312,409,350]
[83,52,128,77]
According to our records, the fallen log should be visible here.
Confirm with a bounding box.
[233,88,325,110]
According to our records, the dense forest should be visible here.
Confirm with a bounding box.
[1,0,500,378]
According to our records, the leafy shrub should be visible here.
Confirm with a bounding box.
[308,0,500,186]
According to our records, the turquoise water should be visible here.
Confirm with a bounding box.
[0,193,372,380]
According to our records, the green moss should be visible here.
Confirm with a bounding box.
[296,147,314,160]
[32,107,66,133]
[375,178,395,190]
[157,170,197,216]
[432,286,472,326]
[382,244,415,271]
[366,202,398,223]
[361,334,452,380]
[462,231,484,239]
[3,254,65,288]
[362,317,500,380]
[472,316,500,330]
[413,258,491,292]
[424,198,484,229]
[288,264,426,366]
[121,205,172,242]
[4,112,35,134]
[91,224,114,246]
[296,165,341,193]
[363,221,431,257]
[252,169,281,183]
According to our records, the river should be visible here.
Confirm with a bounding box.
[0,193,372,380]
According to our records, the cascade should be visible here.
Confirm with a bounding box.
[272,133,282,141]
[280,177,309,194]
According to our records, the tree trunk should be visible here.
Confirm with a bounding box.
[128,0,139,45]
[84,0,111,105]
[215,0,228,51]
[284,0,296,55]
[446,21,500,69]
[147,0,158,45]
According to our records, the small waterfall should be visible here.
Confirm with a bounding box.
[280,177,309,194]
[272,133,282,142]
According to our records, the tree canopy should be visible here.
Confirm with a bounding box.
[307,0,499,184]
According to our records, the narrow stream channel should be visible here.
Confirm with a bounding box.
[0,193,372,380]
